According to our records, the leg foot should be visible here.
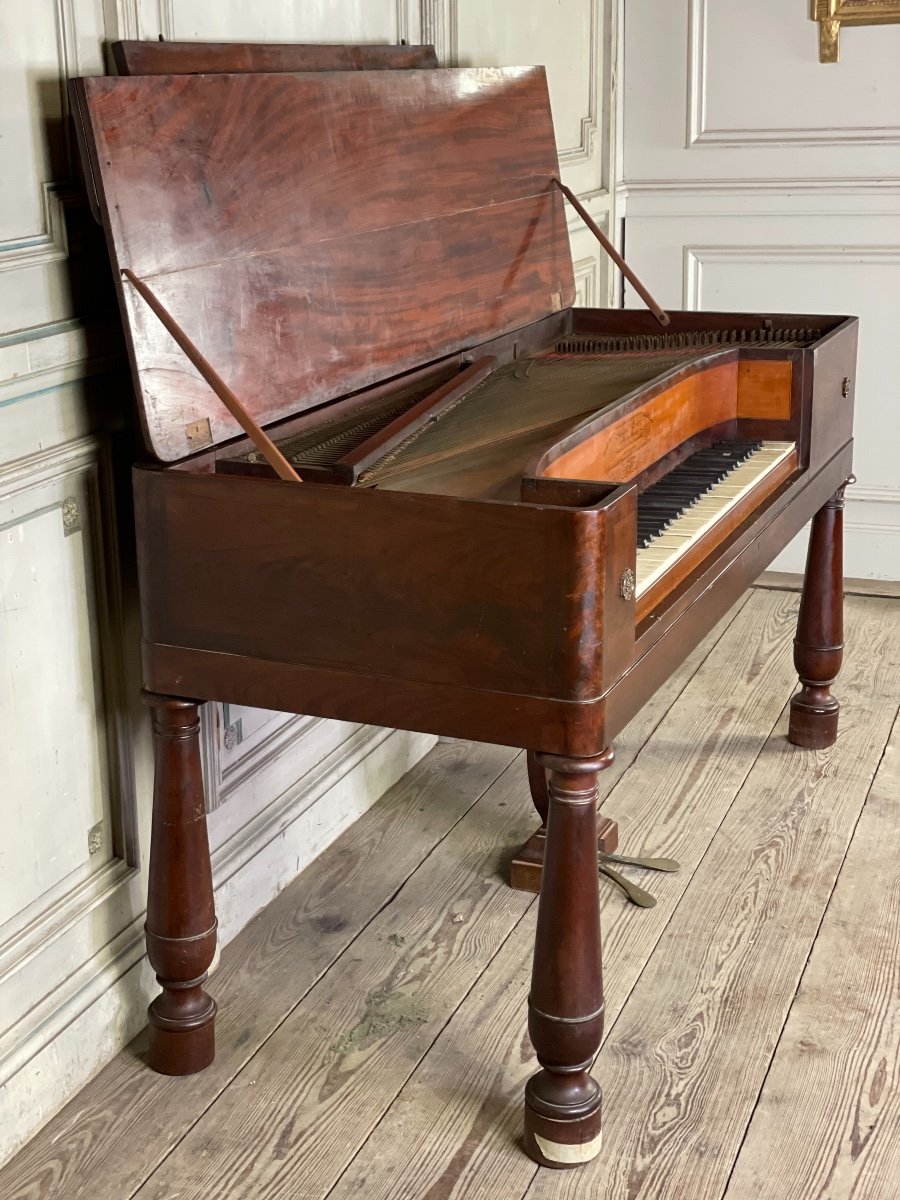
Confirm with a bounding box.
[145,694,217,1075]
[147,1011,216,1077]
[788,480,850,750]
[523,751,610,1168]
[788,690,839,749]
[524,1071,603,1168]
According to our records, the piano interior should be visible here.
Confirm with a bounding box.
[213,318,827,622]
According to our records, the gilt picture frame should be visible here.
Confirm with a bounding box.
[812,0,900,61]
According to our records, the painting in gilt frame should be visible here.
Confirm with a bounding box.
[812,0,900,61]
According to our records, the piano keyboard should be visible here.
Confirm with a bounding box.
[635,440,796,597]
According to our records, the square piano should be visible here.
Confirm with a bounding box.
[70,64,856,1169]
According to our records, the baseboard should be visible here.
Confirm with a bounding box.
[767,496,900,584]
[757,570,900,599]
[0,725,434,1165]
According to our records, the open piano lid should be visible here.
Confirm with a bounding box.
[73,67,574,463]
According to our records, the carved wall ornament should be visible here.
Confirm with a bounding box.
[61,495,81,535]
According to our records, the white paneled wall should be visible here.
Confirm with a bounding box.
[0,0,618,1161]
[622,0,900,579]
[454,0,619,306]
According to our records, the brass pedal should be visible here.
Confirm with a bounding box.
[598,850,681,907]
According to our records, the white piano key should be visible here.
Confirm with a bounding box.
[636,442,795,597]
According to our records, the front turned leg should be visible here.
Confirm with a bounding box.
[144,694,218,1075]
[510,752,618,892]
[523,750,612,1168]
[789,480,851,749]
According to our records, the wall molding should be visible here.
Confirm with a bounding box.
[420,0,456,63]
[686,0,900,148]
[621,180,900,221]
[851,485,900,505]
[200,705,319,813]
[212,724,399,892]
[0,906,148,1089]
[158,0,175,39]
[683,243,900,309]
[422,0,603,167]
[846,516,900,534]
[557,0,603,166]
[0,0,87,275]
[113,1,140,40]
[0,858,135,990]
[623,178,900,195]
[0,319,122,411]
[566,189,611,237]
[0,435,138,975]
[0,184,71,275]
[573,255,600,307]
[395,0,412,44]
[0,722,430,1149]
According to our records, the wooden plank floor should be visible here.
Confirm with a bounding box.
[2,588,898,1200]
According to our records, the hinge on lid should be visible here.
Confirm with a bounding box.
[186,418,213,450]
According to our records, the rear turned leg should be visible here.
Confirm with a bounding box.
[788,480,851,749]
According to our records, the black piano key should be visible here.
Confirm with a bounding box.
[646,484,706,501]
[638,501,683,515]
[644,484,705,500]
[635,438,766,550]
[643,488,703,511]
[637,512,672,530]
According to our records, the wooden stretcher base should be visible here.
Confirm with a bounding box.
[509,816,620,893]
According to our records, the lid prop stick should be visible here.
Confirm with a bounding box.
[551,177,670,327]
[122,268,303,482]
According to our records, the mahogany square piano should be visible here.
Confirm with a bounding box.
[70,64,856,1168]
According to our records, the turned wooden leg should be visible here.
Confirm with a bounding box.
[144,694,218,1075]
[527,750,550,826]
[510,752,618,892]
[788,480,850,750]
[523,750,612,1168]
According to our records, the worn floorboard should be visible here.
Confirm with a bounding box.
[724,712,900,1200]
[324,588,799,1200]
[130,750,539,1200]
[525,596,900,1200]
[1,590,897,1200]
[0,741,517,1200]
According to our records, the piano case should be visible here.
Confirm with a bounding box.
[70,64,856,1169]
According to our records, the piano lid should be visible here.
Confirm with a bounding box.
[73,67,574,462]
